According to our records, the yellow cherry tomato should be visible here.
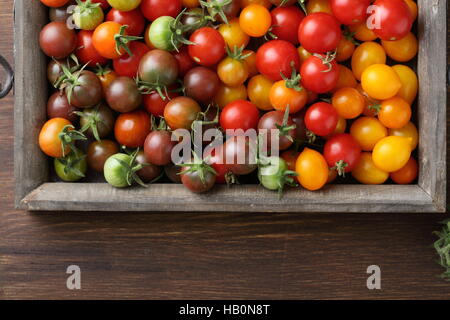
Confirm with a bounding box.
[239,4,272,37]
[332,87,365,119]
[351,42,386,81]
[404,0,418,22]
[352,152,389,185]
[218,18,250,50]
[217,57,249,87]
[388,121,419,150]
[182,0,200,8]
[298,46,312,67]
[350,117,388,151]
[378,97,411,129]
[243,50,258,77]
[247,74,274,111]
[361,64,402,100]
[336,37,355,62]
[392,64,418,105]
[349,21,378,42]
[382,32,418,62]
[390,156,418,184]
[333,65,357,93]
[213,83,247,109]
[306,0,332,14]
[241,0,272,9]
[295,148,329,191]
[372,136,412,172]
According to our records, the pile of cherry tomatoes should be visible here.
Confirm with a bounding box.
[38,0,419,194]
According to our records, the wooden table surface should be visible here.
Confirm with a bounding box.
[1,0,449,300]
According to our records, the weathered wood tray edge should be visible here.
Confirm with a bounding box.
[13,0,447,213]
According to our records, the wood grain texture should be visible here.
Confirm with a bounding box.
[0,0,449,299]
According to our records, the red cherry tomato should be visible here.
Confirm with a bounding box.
[305,102,339,137]
[172,46,196,76]
[143,90,179,117]
[256,40,300,81]
[75,30,108,67]
[113,41,150,78]
[371,0,413,41]
[220,100,260,132]
[106,9,145,37]
[114,110,152,148]
[298,12,341,54]
[324,133,362,174]
[188,27,226,67]
[330,0,371,25]
[300,55,339,93]
[270,6,305,45]
[140,0,182,21]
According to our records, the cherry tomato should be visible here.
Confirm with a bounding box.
[75,30,108,67]
[243,50,258,77]
[332,87,365,119]
[378,97,411,129]
[220,100,260,132]
[381,32,418,62]
[352,152,389,185]
[217,56,249,87]
[184,66,220,105]
[281,150,300,172]
[218,18,249,50]
[404,0,418,22]
[295,148,329,191]
[297,46,312,67]
[351,42,386,81]
[350,116,388,151]
[47,91,78,122]
[182,0,200,8]
[106,8,145,37]
[144,90,179,117]
[172,46,196,77]
[40,0,70,7]
[305,102,339,137]
[349,20,377,41]
[105,76,142,113]
[324,116,346,140]
[87,140,120,172]
[114,110,151,148]
[107,0,141,11]
[39,118,72,158]
[256,40,300,81]
[205,0,241,23]
[324,133,362,174]
[372,136,412,172]
[330,0,370,25]
[140,0,182,21]
[300,55,339,93]
[336,36,355,62]
[371,0,413,41]
[333,65,357,93]
[112,41,149,78]
[361,64,402,100]
[83,0,110,10]
[390,157,418,184]
[356,84,381,117]
[388,121,418,150]
[214,84,247,109]
[144,130,177,166]
[298,13,341,54]
[164,96,201,130]
[241,0,271,9]
[247,75,274,111]
[270,6,305,45]
[239,4,272,38]
[269,80,308,114]
[392,65,418,105]
[306,0,332,14]
[93,21,131,59]
[188,27,226,67]
[258,110,296,150]
[39,22,77,59]
[96,67,118,98]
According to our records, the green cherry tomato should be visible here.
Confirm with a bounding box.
[107,0,141,12]
[104,153,147,188]
[148,16,184,51]
[73,0,105,31]
[54,151,88,182]
[258,156,297,195]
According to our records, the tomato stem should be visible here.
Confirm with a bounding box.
[114,25,143,57]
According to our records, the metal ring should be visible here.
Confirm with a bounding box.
[0,54,14,99]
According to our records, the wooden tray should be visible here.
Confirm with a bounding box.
[13,0,447,212]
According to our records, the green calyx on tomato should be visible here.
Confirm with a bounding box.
[179,152,217,186]
[331,159,348,177]
[57,62,88,104]
[73,0,104,31]
[275,106,297,143]
[137,79,171,102]
[313,51,337,73]
[199,0,232,24]
[104,149,148,188]
[343,29,360,46]
[226,45,252,61]
[75,105,105,142]
[113,25,143,57]
[258,156,298,198]
[58,125,87,157]
[52,55,81,89]
[95,63,112,77]
[54,150,87,182]
[280,62,303,92]
[367,103,382,115]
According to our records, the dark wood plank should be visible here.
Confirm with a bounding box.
[0,0,449,299]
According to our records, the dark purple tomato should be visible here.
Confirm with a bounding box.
[47,58,77,86]
[87,139,120,173]
[164,164,182,183]
[143,130,177,166]
[39,22,77,59]
[64,70,103,108]
[49,0,75,22]
[47,91,78,122]
[184,66,220,105]
[290,109,307,142]
[138,49,179,86]
[135,151,163,183]
[258,110,296,151]
[79,103,115,140]
[180,164,216,193]
[105,76,142,113]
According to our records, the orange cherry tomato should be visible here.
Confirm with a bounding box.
[295,148,329,191]
[332,87,365,119]
[298,46,312,67]
[351,42,386,81]
[352,152,389,185]
[93,22,127,59]
[218,18,250,50]
[243,50,258,77]
[214,83,248,109]
[390,157,418,184]
[349,21,378,42]
[361,64,402,100]
[336,37,355,62]
[269,80,308,114]
[332,65,357,93]
[241,0,272,9]
[39,118,72,158]
[40,0,70,7]
[356,84,381,117]
[96,67,118,98]
[392,65,418,105]
[378,97,411,129]
[247,74,274,111]
[239,4,272,37]
[306,0,332,14]
[350,117,388,151]
[388,121,419,150]
[382,32,418,62]
[404,0,418,22]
